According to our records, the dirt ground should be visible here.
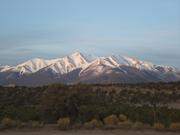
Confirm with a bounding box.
[0,129,179,135]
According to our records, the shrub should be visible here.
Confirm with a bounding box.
[119,114,127,122]
[132,122,145,130]
[169,123,180,131]
[1,117,16,129]
[103,114,119,126]
[84,119,103,129]
[118,120,133,129]
[153,123,165,130]
[57,117,70,130]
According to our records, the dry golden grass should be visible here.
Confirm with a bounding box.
[57,117,70,130]
[103,114,119,126]
[153,123,165,131]
[84,119,103,129]
[169,122,180,131]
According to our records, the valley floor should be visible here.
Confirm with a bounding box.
[0,129,179,135]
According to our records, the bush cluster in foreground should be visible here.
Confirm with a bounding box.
[57,117,70,130]
[1,114,180,132]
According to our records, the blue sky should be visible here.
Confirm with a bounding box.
[0,0,180,67]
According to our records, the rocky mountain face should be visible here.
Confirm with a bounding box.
[0,52,179,86]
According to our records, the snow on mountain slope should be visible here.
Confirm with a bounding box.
[14,58,51,74]
[116,55,178,73]
[38,52,89,74]
[79,54,180,80]
[116,55,156,70]
[80,56,125,76]
[81,54,156,72]
[154,65,178,73]
[0,65,11,72]
[70,52,89,66]
[0,52,89,75]
[80,55,155,75]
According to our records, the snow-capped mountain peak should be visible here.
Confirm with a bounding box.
[0,52,179,86]
[79,56,125,76]
[39,52,89,74]
[69,52,89,66]
[15,58,49,74]
[71,51,82,57]
[118,55,155,70]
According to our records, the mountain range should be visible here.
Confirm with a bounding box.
[0,52,180,86]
